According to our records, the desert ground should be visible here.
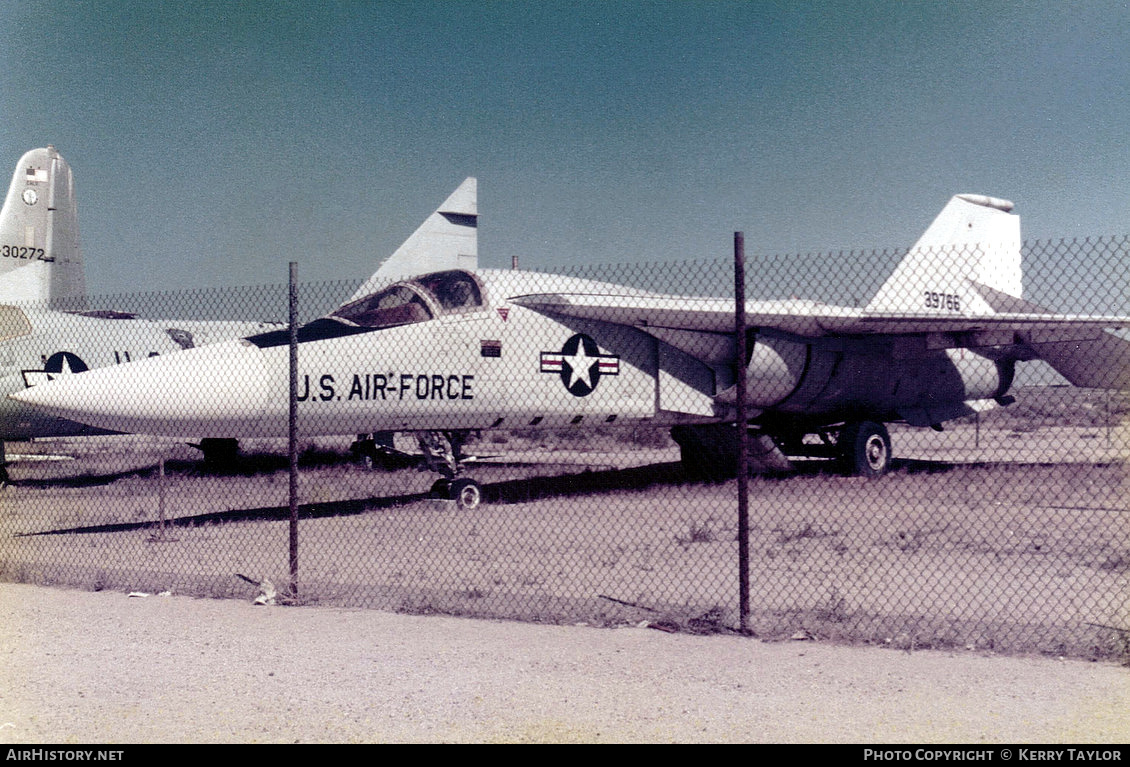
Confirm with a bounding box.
[1,390,1127,663]
[1,581,1128,743]
[1,389,1128,742]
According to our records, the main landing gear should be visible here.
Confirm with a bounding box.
[837,421,892,477]
[673,419,894,479]
[776,420,893,476]
[352,430,483,509]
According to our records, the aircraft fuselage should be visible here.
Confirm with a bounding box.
[8,269,1028,443]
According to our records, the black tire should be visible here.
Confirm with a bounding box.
[448,478,482,510]
[671,424,738,481]
[430,478,452,498]
[840,421,892,477]
[348,439,380,471]
[198,438,239,467]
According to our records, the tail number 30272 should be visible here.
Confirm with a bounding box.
[1,245,51,261]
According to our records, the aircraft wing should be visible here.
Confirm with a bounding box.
[509,292,1130,337]
[510,292,855,335]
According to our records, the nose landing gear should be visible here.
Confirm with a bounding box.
[431,477,483,509]
[420,431,482,509]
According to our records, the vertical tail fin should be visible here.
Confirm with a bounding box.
[866,194,1020,315]
[0,146,85,308]
[347,177,477,301]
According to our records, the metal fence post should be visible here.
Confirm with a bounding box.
[289,262,299,598]
[158,455,166,537]
[734,232,750,634]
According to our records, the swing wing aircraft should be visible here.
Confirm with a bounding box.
[12,182,1130,506]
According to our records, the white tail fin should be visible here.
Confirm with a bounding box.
[0,146,85,308]
[347,177,477,301]
[866,194,1021,315]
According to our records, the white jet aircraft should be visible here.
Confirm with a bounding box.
[0,146,280,479]
[12,182,1130,507]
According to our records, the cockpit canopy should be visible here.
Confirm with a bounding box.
[247,270,484,348]
[330,270,483,329]
[331,284,433,329]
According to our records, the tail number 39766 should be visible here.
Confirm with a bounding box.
[924,291,960,311]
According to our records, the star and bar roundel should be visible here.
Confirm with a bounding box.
[540,333,620,397]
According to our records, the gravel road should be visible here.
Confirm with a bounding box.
[1,583,1127,743]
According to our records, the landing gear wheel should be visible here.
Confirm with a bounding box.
[840,421,892,477]
[671,424,739,481]
[448,478,482,510]
[197,438,240,467]
[350,438,377,469]
[430,478,452,498]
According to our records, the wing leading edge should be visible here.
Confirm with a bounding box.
[509,291,1130,338]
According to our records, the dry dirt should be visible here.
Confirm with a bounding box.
[2,422,1128,660]
[1,582,1128,744]
[2,400,1128,741]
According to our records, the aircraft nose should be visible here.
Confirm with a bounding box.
[9,339,274,438]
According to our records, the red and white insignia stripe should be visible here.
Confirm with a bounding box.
[540,352,564,372]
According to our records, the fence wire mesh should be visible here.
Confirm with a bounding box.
[1,235,1127,660]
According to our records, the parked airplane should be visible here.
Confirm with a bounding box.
[0,146,280,480]
[12,184,1130,507]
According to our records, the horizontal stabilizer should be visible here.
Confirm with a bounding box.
[349,178,477,300]
[1028,331,1130,389]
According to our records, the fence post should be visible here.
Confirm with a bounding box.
[1107,390,1112,448]
[734,232,750,634]
[158,455,166,537]
[288,262,299,598]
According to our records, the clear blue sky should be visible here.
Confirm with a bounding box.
[2,0,1129,299]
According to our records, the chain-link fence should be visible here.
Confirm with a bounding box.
[1,233,1126,660]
